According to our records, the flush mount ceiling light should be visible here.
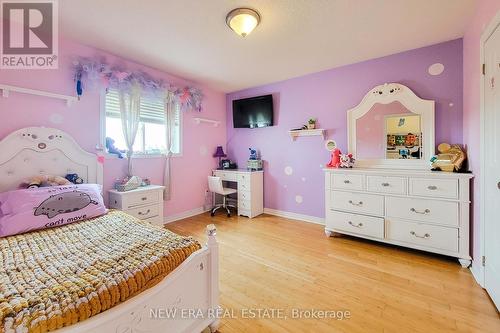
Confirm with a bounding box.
[226,8,261,37]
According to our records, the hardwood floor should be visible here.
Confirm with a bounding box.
[166,213,499,333]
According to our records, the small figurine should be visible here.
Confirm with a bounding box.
[339,153,355,168]
[249,148,258,160]
[387,135,396,147]
[405,133,417,147]
[327,148,342,168]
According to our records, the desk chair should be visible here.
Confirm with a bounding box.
[208,176,237,217]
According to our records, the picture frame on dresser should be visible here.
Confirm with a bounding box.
[325,83,474,268]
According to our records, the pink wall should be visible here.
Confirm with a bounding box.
[0,38,226,217]
[226,39,463,218]
[463,1,500,263]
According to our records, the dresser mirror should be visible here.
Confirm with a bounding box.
[347,83,435,169]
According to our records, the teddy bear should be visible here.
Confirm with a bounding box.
[22,175,71,189]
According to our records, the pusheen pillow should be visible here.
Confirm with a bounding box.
[0,184,107,237]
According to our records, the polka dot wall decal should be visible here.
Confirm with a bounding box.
[319,164,323,168]
[284,166,293,176]
[449,102,454,107]
[301,177,306,182]
[428,63,445,76]
[49,113,63,124]
[295,195,303,204]
[199,145,208,156]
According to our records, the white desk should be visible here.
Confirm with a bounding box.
[213,169,263,218]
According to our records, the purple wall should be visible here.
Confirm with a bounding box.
[226,39,463,218]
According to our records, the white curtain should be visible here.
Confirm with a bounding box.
[119,82,141,176]
[163,91,176,200]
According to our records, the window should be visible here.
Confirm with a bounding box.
[103,89,181,156]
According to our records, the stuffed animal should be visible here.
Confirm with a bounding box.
[249,148,258,160]
[65,173,84,184]
[22,175,71,189]
[405,133,417,147]
[339,153,355,168]
[326,148,342,168]
[106,137,125,158]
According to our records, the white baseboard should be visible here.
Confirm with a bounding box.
[470,260,485,288]
[263,208,325,225]
[163,206,209,224]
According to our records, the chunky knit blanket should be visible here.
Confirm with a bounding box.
[0,210,201,333]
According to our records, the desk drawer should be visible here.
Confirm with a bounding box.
[331,191,384,216]
[124,191,159,209]
[214,171,238,182]
[238,200,251,210]
[409,178,458,199]
[386,197,458,226]
[332,174,364,190]
[367,176,406,195]
[326,210,384,239]
[125,204,159,220]
[238,182,251,191]
[239,190,251,201]
[386,219,458,252]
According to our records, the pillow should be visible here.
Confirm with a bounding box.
[0,184,107,237]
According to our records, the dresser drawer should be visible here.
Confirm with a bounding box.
[386,197,458,226]
[331,191,384,216]
[409,178,458,199]
[124,190,159,209]
[214,171,238,182]
[326,210,384,239]
[238,199,251,210]
[367,176,406,194]
[386,219,458,252]
[239,191,251,201]
[125,204,159,220]
[332,174,364,190]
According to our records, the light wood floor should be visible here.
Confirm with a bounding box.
[166,213,499,333]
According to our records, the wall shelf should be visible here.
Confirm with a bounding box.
[289,128,326,141]
[0,84,78,107]
[193,117,220,127]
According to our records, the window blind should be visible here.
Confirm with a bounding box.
[105,89,166,124]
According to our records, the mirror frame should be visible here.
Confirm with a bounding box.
[347,83,435,169]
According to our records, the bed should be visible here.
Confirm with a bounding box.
[0,127,220,333]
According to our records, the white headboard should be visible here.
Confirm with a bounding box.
[0,127,103,192]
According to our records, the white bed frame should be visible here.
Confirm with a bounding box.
[0,127,220,333]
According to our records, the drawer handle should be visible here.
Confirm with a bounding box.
[138,209,151,216]
[348,221,363,228]
[343,180,351,184]
[410,231,430,239]
[348,200,363,206]
[381,182,390,187]
[427,185,438,190]
[141,197,147,201]
[410,208,430,214]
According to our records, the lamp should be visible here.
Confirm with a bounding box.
[213,146,227,169]
[226,8,261,37]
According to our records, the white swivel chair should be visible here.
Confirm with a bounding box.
[208,176,237,217]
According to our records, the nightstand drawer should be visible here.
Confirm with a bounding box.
[125,204,159,220]
[124,191,159,209]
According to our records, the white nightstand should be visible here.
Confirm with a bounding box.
[108,185,165,225]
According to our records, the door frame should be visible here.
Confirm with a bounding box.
[477,10,500,288]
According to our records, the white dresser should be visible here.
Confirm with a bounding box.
[109,185,165,225]
[213,169,263,218]
[324,168,474,267]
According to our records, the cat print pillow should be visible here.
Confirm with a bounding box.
[0,184,107,237]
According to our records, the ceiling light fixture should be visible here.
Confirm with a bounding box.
[226,8,261,37]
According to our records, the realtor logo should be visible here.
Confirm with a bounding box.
[1,0,58,69]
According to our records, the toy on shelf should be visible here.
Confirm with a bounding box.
[247,147,263,170]
[106,137,125,158]
[430,143,467,172]
[339,153,355,168]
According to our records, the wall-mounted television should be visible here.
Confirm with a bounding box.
[232,94,274,128]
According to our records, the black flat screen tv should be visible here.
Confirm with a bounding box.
[232,94,273,128]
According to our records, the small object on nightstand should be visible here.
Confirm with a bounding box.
[108,185,165,225]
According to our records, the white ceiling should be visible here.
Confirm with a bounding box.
[60,0,476,93]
